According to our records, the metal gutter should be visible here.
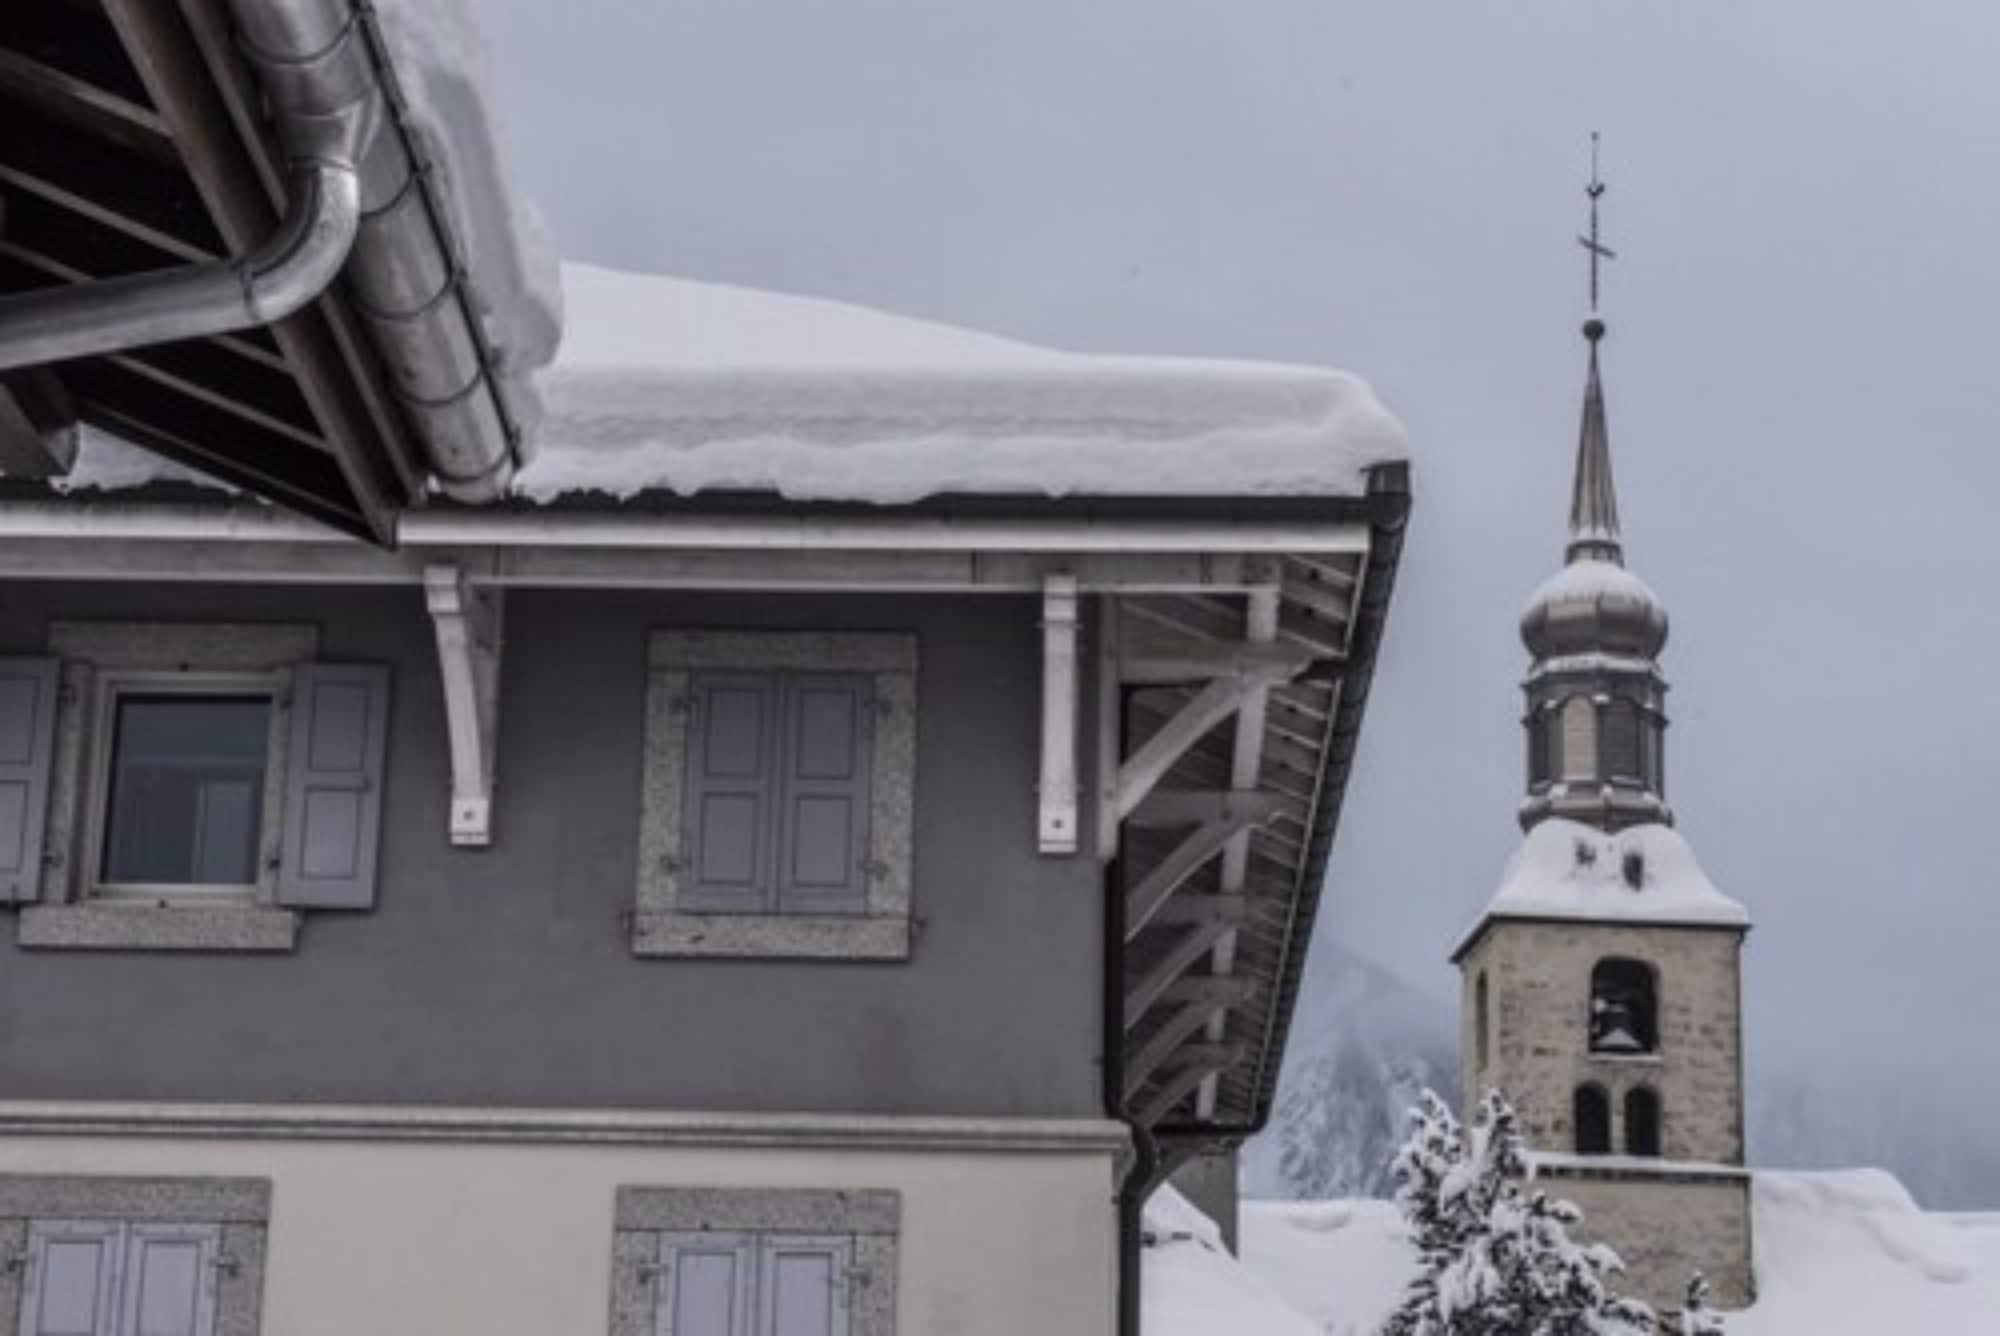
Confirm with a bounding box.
[0,498,1373,554]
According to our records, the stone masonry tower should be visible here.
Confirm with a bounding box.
[1451,150,1755,1312]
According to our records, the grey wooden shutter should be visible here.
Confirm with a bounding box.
[756,1235,852,1336]
[278,663,390,909]
[655,1233,754,1336]
[774,675,872,915]
[682,673,779,912]
[22,1220,123,1336]
[116,1225,218,1336]
[0,657,58,904]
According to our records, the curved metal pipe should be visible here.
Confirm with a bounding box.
[0,0,524,506]
[0,160,360,372]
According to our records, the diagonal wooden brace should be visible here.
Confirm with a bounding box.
[1125,1001,1237,1100]
[1115,655,1303,823]
[1126,808,1265,940]
[1132,1042,1248,1126]
[1124,911,1238,1028]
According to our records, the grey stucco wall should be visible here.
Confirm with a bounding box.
[0,583,1104,1118]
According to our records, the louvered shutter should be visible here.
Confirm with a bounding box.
[774,675,872,915]
[278,663,390,909]
[655,1233,755,1336]
[116,1225,218,1336]
[682,673,779,912]
[0,657,57,903]
[21,1221,122,1336]
[756,1235,852,1336]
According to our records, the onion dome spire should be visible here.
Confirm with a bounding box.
[1516,136,1672,834]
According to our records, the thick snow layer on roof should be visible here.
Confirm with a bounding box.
[1213,1173,2000,1336]
[1142,1188,1320,1336]
[1523,556,1662,618]
[1458,819,1748,950]
[371,0,562,436]
[514,262,1408,504]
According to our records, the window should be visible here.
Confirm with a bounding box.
[7,624,390,952]
[635,632,918,960]
[1574,1084,1610,1155]
[1588,957,1658,1055]
[0,1174,269,1336]
[1474,971,1490,1071]
[1625,1086,1662,1157]
[1559,696,1594,781]
[1599,699,1642,782]
[89,680,276,898]
[611,1187,898,1336]
[1526,707,1551,786]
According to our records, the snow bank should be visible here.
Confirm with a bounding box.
[1239,1199,1412,1336]
[1217,1171,2000,1336]
[1733,1170,1992,1334]
[516,262,1409,505]
[1143,1187,1320,1336]
[1458,818,1748,950]
[370,0,563,436]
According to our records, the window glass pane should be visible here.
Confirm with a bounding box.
[103,695,270,886]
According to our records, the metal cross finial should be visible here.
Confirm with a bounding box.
[1578,132,1616,315]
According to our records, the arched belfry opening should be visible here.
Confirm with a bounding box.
[1574,1084,1611,1154]
[1625,1087,1662,1157]
[1589,958,1657,1054]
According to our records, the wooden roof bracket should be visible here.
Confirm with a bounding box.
[424,563,504,846]
[1038,572,1081,854]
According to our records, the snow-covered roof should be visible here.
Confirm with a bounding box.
[1454,819,1748,956]
[513,262,1408,505]
[41,261,1406,512]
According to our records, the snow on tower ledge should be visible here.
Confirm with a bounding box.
[1453,818,1748,958]
[513,262,1409,504]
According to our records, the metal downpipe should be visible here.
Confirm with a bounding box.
[0,159,361,372]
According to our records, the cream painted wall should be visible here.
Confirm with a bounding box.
[0,1124,1121,1336]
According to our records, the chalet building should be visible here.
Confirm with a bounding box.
[0,4,1411,1334]
[1452,287,1753,1306]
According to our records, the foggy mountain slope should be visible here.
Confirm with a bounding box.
[1241,945,1458,1200]
[1246,947,2000,1209]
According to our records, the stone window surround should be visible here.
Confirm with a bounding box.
[609,1186,899,1336]
[0,1173,271,1335]
[18,621,316,953]
[634,630,918,961]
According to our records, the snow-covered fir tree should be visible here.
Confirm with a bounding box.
[1677,1274,1724,1335]
[1382,1089,1655,1336]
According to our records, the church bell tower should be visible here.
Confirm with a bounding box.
[1451,140,1756,1312]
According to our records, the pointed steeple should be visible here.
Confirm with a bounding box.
[1515,137,1672,834]
[1567,324,1622,564]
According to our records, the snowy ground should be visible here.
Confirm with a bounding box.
[1145,1170,2000,1335]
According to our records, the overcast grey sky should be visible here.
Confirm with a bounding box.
[480,2,2000,1133]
